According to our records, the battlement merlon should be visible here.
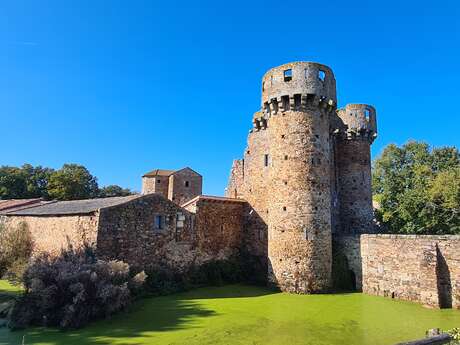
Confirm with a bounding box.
[261,62,337,108]
[336,104,377,143]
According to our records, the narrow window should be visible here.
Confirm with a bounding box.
[272,98,279,114]
[262,81,265,91]
[281,134,285,139]
[264,154,269,167]
[154,215,164,230]
[264,102,270,114]
[157,179,161,184]
[318,70,326,82]
[284,69,292,82]
[294,94,301,110]
[284,155,288,160]
[185,181,190,188]
[283,206,287,211]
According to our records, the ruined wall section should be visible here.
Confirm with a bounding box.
[225,159,244,199]
[2,214,99,256]
[334,104,377,234]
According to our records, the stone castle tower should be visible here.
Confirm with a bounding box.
[226,62,377,293]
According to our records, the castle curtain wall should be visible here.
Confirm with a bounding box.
[337,234,460,309]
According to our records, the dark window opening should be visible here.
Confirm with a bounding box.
[283,206,287,211]
[264,154,269,167]
[318,70,326,82]
[284,69,292,82]
[315,134,319,139]
[262,81,265,91]
[246,150,250,155]
[284,181,288,185]
[185,181,190,188]
[272,98,279,113]
[157,179,161,184]
[294,94,301,110]
[281,95,290,111]
[306,94,315,104]
[154,215,165,230]
[284,155,288,160]
[281,134,285,139]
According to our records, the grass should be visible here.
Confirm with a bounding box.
[0,280,21,303]
[1,282,460,345]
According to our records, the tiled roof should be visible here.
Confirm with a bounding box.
[2,195,141,216]
[0,198,45,212]
[142,169,176,177]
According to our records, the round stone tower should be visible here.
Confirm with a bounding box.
[335,104,377,233]
[259,62,336,293]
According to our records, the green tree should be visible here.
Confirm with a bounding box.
[0,166,27,199]
[98,185,134,198]
[21,164,54,199]
[372,141,460,234]
[48,164,99,200]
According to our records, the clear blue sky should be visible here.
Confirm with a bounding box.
[1,0,459,195]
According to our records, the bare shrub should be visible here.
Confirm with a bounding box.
[9,246,144,330]
[0,222,33,282]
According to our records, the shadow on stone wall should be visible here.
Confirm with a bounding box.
[435,245,452,309]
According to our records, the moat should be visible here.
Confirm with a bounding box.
[2,284,459,345]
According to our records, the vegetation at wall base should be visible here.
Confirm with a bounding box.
[372,141,460,235]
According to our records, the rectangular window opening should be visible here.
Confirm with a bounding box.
[264,154,269,167]
[284,69,292,82]
[154,215,165,230]
[364,109,370,119]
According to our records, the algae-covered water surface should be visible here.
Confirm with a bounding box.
[1,284,459,345]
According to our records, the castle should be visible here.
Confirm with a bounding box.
[226,62,377,292]
[1,61,458,309]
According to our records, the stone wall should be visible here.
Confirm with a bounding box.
[97,194,197,270]
[186,197,246,260]
[1,214,99,256]
[360,234,460,309]
[142,175,169,197]
[333,235,363,289]
[168,168,202,206]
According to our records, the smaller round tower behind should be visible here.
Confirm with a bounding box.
[335,104,377,234]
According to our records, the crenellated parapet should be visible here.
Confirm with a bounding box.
[335,104,377,143]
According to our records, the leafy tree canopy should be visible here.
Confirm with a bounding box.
[372,141,460,235]
[0,164,135,201]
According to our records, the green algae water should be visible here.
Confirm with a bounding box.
[1,284,460,345]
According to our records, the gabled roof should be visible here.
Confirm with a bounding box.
[1,195,141,216]
[142,169,176,178]
[142,167,202,178]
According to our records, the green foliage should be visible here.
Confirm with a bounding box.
[98,185,134,198]
[47,164,99,200]
[0,163,133,201]
[9,246,143,330]
[143,258,244,296]
[0,222,33,282]
[373,141,460,234]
